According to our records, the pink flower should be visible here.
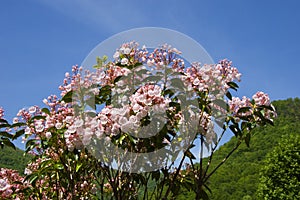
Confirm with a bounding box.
[123,47,131,55]
[228,96,252,117]
[35,124,44,133]
[0,107,4,119]
[113,51,120,60]
[252,91,270,106]
[13,117,19,124]
[74,119,84,128]
[0,179,10,191]
[55,122,63,130]
[45,132,52,139]
[121,58,129,65]
[28,106,37,114]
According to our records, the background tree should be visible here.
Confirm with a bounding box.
[257,133,300,199]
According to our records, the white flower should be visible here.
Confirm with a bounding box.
[0,179,10,191]
[67,125,76,133]
[13,117,19,124]
[65,116,73,124]
[193,78,200,86]
[95,129,104,138]
[55,122,63,130]
[129,115,137,123]
[132,103,141,113]
[35,124,44,132]
[74,119,84,128]
[147,59,153,67]
[123,48,131,55]
[105,136,111,143]
[118,116,128,125]
[100,115,108,125]
[28,106,36,113]
[113,51,120,60]
[45,132,52,139]
[24,168,32,175]
[121,122,132,133]
[202,74,209,81]
[43,98,48,105]
[121,58,129,65]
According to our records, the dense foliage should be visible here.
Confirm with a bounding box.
[257,133,300,199]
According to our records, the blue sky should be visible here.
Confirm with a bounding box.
[1,0,300,149]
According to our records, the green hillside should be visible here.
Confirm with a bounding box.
[0,146,32,175]
[206,98,300,199]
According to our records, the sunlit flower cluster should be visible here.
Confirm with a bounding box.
[228,96,252,117]
[252,91,271,106]
[1,41,276,199]
[228,91,276,123]
[146,44,184,72]
[184,59,241,100]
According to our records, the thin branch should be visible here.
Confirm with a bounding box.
[203,139,242,183]
[202,127,226,181]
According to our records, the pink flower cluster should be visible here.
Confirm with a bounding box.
[146,44,184,72]
[0,168,27,199]
[184,59,241,100]
[0,107,4,119]
[13,42,276,153]
[228,96,252,117]
[252,91,271,106]
[64,84,171,150]
[228,91,276,122]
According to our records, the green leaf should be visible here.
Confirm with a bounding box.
[185,150,196,160]
[61,90,73,103]
[151,170,161,181]
[226,91,232,100]
[93,56,108,69]
[29,116,46,123]
[28,174,39,186]
[227,81,239,91]
[237,107,252,114]
[113,75,123,84]
[1,138,16,150]
[10,122,26,128]
[0,123,10,129]
[0,131,12,138]
[163,89,175,98]
[13,129,25,140]
[170,78,185,90]
[86,97,96,110]
[41,108,50,115]
[143,75,163,83]
[245,133,251,147]
[25,139,37,152]
[76,162,83,172]
[54,163,64,170]
[229,124,241,137]
[0,119,9,124]
[118,134,126,145]
[133,62,143,68]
